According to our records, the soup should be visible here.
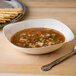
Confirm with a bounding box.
[11,28,65,48]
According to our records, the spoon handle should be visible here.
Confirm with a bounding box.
[41,51,75,71]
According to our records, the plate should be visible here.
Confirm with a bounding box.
[0,0,26,27]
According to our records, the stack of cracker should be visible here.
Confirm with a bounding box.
[0,8,23,23]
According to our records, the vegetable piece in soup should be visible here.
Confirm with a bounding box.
[11,28,65,48]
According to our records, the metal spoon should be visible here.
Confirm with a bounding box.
[41,46,76,71]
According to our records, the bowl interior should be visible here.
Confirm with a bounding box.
[3,19,74,43]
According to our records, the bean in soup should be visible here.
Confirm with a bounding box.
[11,28,65,48]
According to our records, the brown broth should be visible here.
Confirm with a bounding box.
[11,28,65,48]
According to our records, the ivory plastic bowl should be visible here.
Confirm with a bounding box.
[3,19,74,54]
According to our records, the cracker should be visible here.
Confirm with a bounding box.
[0,18,11,21]
[0,8,23,13]
[0,20,6,23]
